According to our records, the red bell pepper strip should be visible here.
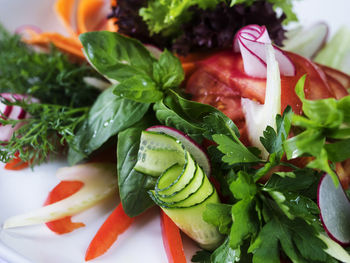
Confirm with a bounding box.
[44,181,85,234]
[85,202,134,261]
[4,152,29,170]
[160,210,187,263]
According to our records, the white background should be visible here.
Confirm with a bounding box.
[0,0,349,262]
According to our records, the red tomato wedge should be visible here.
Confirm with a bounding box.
[160,210,187,263]
[44,181,85,234]
[85,202,134,261]
[185,50,342,131]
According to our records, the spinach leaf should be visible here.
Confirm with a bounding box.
[68,88,149,165]
[117,116,157,217]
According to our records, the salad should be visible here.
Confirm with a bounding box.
[1,0,350,262]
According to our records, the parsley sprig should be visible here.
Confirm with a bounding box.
[284,75,350,185]
[195,104,343,262]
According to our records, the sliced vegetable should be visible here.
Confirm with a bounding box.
[233,24,295,77]
[77,0,106,34]
[318,174,350,246]
[55,0,77,37]
[136,131,223,250]
[146,126,211,176]
[161,210,187,263]
[4,152,29,171]
[315,26,350,75]
[24,32,84,59]
[318,234,350,263]
[0,93,33,142]
[283,23,328,59]
[3,163,117,229]
[44,181,85,234]
[85,203,134,261]
[134,131,186,176]
[241,44,281,159]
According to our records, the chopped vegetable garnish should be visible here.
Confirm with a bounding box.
[85,203,134,261]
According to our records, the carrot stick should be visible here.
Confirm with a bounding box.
[160,211,187,263]
[106,0,118,32]
[77,0,105,34]
[55,0,77,37]
[24,32,85,59]
[44,181,85,234]
[85,202,134,261]
[4,152,29,170]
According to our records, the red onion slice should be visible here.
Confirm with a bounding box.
[0,93,37,142]
[233,25,295,78]
[15,25,42,35]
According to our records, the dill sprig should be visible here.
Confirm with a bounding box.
[0,25,104,166]
[0,99,89,166]
[0,25,101,107]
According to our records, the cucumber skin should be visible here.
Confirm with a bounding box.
[162,191,224,250]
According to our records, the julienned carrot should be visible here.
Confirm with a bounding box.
[24,31,85,59]
[85,202,134,261]
[160,211,187,263]
[55,0,77,37]
[44,181,85,234]
[4,152,29,170]
[77,0,105,34]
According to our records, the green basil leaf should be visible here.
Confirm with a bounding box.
[79,31,155,82]
[68,88,150,164]
[117,117,157,217]
[154,90,240,142]
[113,75,163,103]
[152,49,184,89]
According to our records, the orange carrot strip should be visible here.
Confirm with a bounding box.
[77,0,105,34]
[160,211,187,263]
[55,0,78,37]
[106,18,118,32]
[181,62,197,77]
[4,152,29,171]
[24,32,85,59]
[85,202,134,261]
[44,181,85,234]
[106,0,118,32]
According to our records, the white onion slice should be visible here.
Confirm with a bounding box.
[3,163,118,229]
[233,24,295,77]
[241,44,281,159]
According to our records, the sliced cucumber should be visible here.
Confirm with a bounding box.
[156,151,196,195]
[134,148,185,176]
[134,131,186,176]
[157,163,204,203]
[135,129,223,250]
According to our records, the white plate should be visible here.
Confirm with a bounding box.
[0,0,349,262]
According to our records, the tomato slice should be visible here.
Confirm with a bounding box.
[185,50,338,126]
